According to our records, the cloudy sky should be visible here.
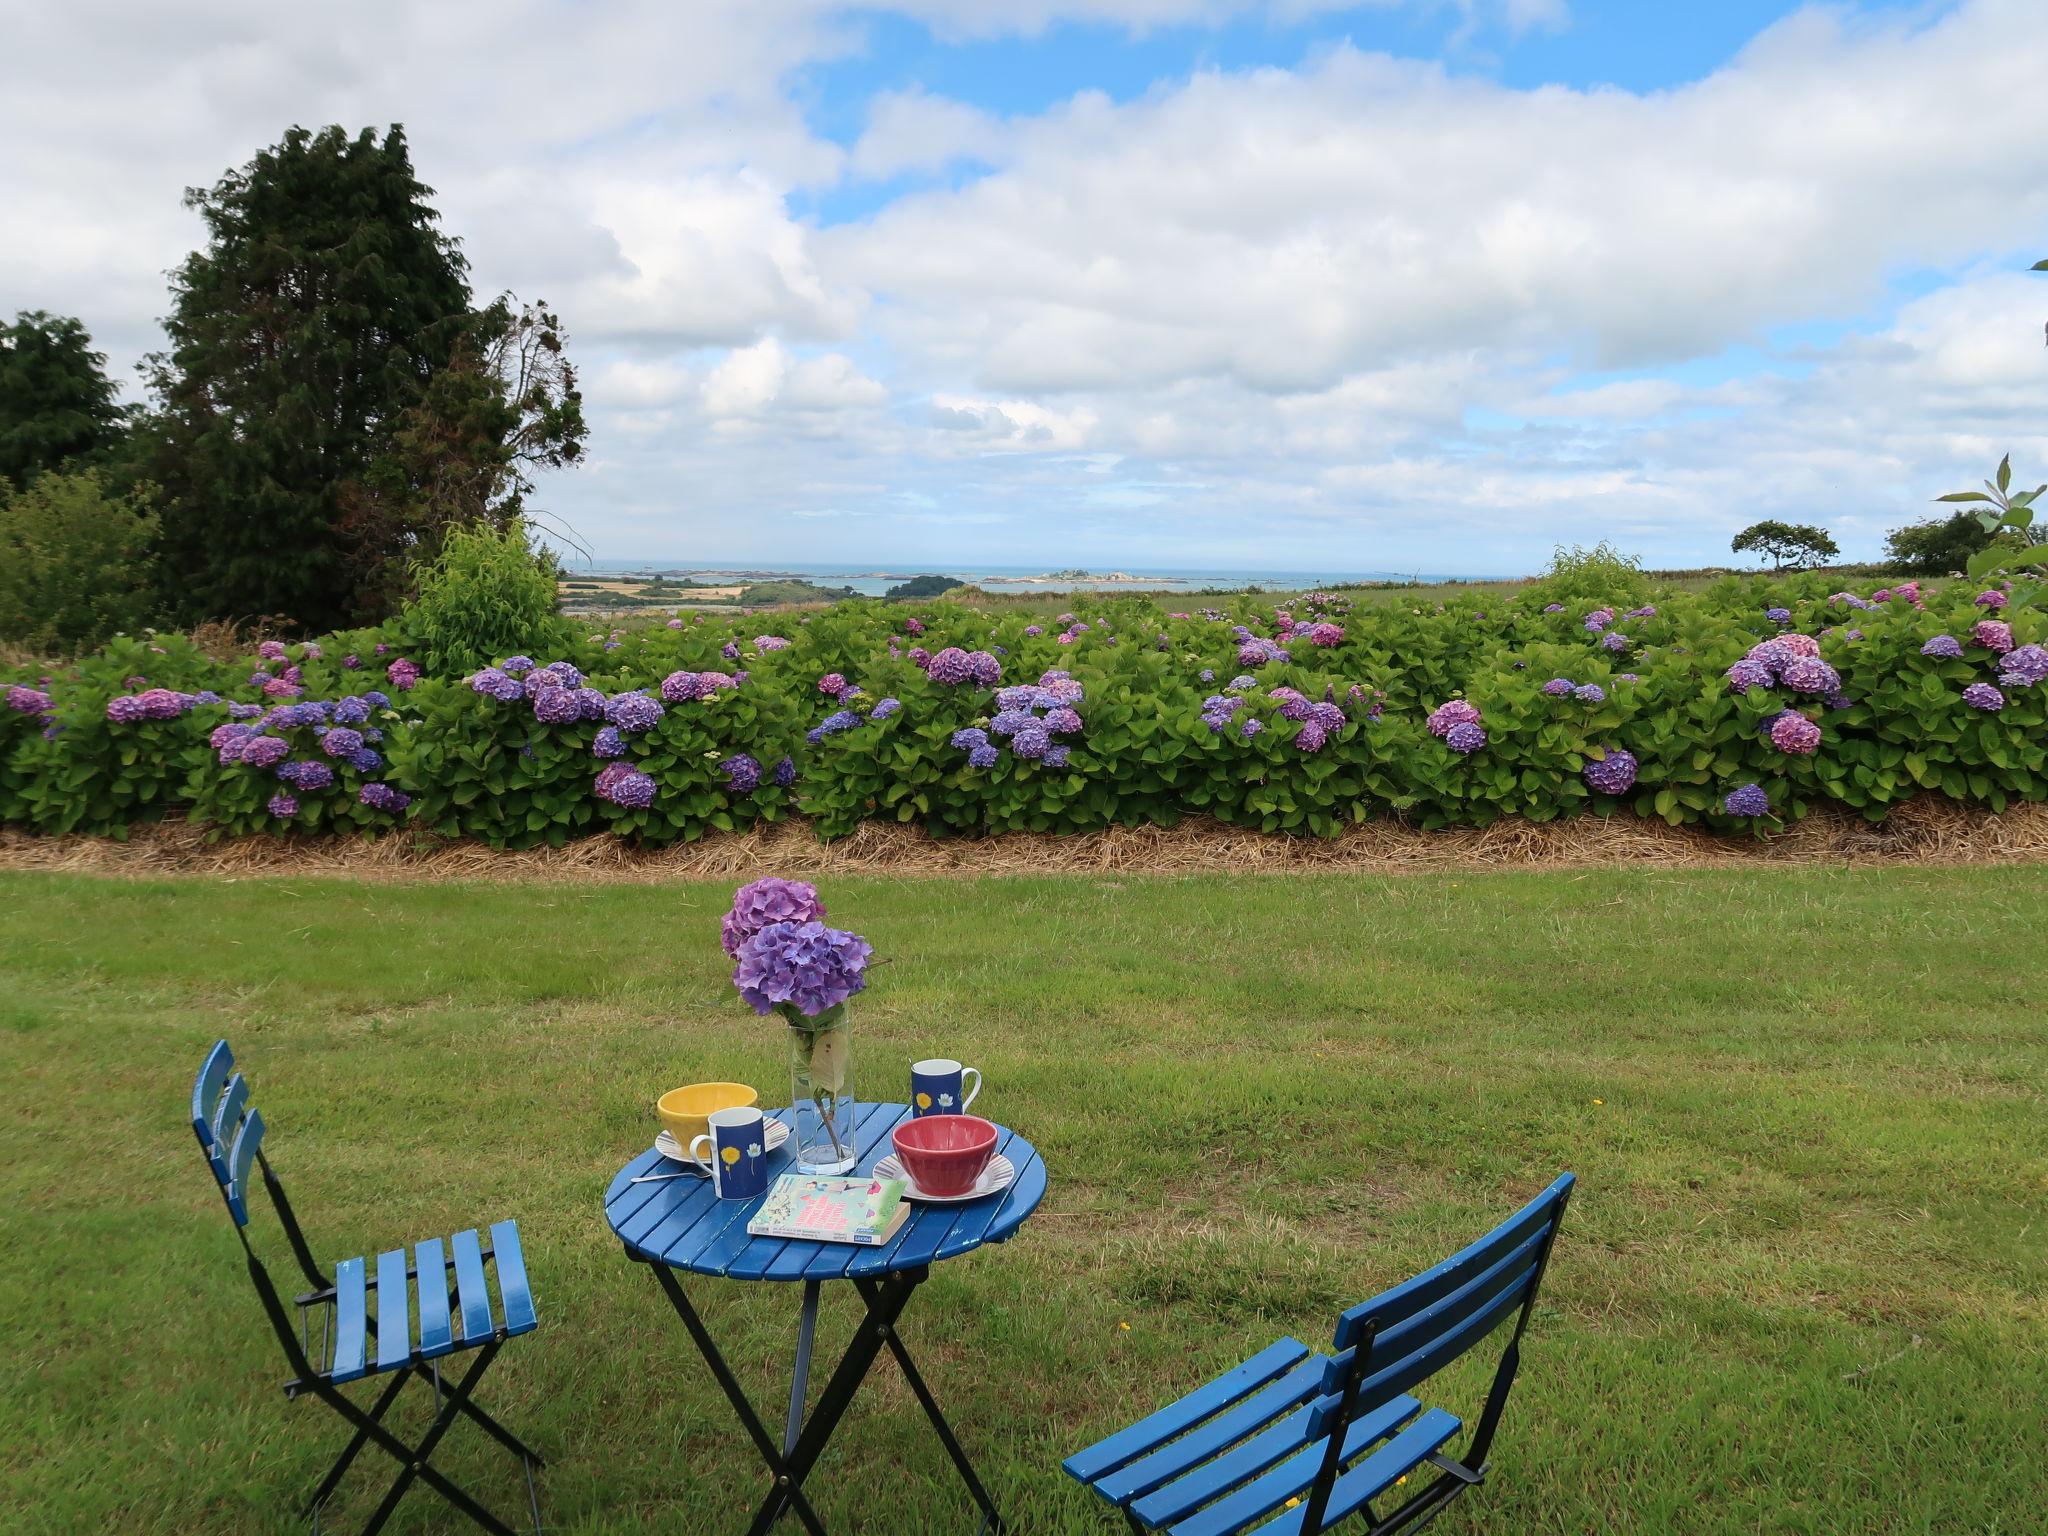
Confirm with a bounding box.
[6,0,2046,576]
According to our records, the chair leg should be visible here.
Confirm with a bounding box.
[307,1351,521,1536]
[410,1362,548,1468]
[306,1370,410,1517]
[359,1344,504,1536]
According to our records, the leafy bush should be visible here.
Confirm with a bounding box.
[401,517,566,675]
[6,575,2047,842]
[0,471,160,655]
[1523,542,1651,610]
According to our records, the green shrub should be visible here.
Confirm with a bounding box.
[0,471,160,656]
[401,518,565,675]
[1525,541,1651,610]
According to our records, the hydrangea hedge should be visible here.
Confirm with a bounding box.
[4,574,2044,845]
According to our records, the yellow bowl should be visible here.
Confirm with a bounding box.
[658,1082,759,1149]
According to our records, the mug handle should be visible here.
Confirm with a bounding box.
[688,1133,716,1178]
[959,1066,981,1111]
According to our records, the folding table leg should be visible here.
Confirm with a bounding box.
[853,1276,1007,1535]
[787,1280,822,1455]
[745,1271,923,1536]
[648,1262,830,1536]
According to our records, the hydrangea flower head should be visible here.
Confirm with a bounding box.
[1768,711,1822,755]
[1541,678,1575,696]
[386,658,421,690]
[1582,748,1638,796]
[1726,659,1773,692]
[1573,683,1606,703]
[594,761,657,809]
[1602,632,1630,653]
[721,753,762,794]
[869,696,901,721]
[1973,620,2014,654]
[1962,682,2006,712]
[606,691,664,732]
[1975,589,2008,609]
[1426,699,1482,737]
[1921,635,1964,659]
[533,687,583,725]
[1445,721,1487,754]
[1780,657,1840,695]
[1997,644,2048,686]
[1765,607,1792,624]
[1723,783,1770,817]
[817,673,848,697]
[266,793,298,819]
[592,725,626,759]
[320,726,364,759]
[359,782,411,813]
[732,920,872,1017]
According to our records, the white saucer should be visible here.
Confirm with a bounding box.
[655,1118,789,1171]
[874,1153,1015,1203]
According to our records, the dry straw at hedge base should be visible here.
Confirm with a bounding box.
[4,798,2048,883]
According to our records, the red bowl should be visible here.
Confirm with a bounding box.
[891,1114,998,1196]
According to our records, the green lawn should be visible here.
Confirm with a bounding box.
[3,868,2043,1534]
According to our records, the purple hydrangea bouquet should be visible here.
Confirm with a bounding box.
[723,878,872,1174]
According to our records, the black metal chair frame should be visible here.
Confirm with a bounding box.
[1282,1177,1574,1536]
[638,1255,1007,1536]
[198,1082,544,1535]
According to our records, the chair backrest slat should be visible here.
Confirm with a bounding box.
[1332,1175,1573,1351]
[213,1073,249,1155]
[1351,1276,1533,1418]
[224,1109,265,1227]
[191,1040,234,1178]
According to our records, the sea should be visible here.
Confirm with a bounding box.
[565,560,1488,597]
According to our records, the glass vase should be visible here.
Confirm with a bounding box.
[787,1006,856,1175]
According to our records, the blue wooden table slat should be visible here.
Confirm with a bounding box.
[331,1257,369,1383]
[414,1237,453,1359]
[374,1248,411,1373]
[490,1220,538,1335]
[450,1229,494,1343]
[606,1102,1044,1280]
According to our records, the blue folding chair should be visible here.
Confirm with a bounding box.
[190,1039,544,1535]
[1065,1174,1575,1536]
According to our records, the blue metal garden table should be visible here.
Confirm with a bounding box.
[604,1102,1046,1535]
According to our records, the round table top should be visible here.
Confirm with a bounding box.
[603,1103,1045,1281]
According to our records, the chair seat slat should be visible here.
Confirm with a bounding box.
[414,1238,454,1358]
[374,1249,412,1373]
[450,1229,495,1343]
[1064,1337,1313,1484]
[489,1221,538,1336]
[331,1258,369,1383]
[1244,1408,1463,1536]
[1099,1353,1329,1504]
[1162,1396,1438,1536]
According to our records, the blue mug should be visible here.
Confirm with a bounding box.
[689,1106,770,1200]
[910,1058,982,1119]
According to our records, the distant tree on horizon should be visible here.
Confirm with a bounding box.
[885,573,962,599]
[1731,519,1839,570]
[0,311,128,486]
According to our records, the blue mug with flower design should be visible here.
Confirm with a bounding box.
[690,1106,769,1200]
[910,1059,982,1119]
